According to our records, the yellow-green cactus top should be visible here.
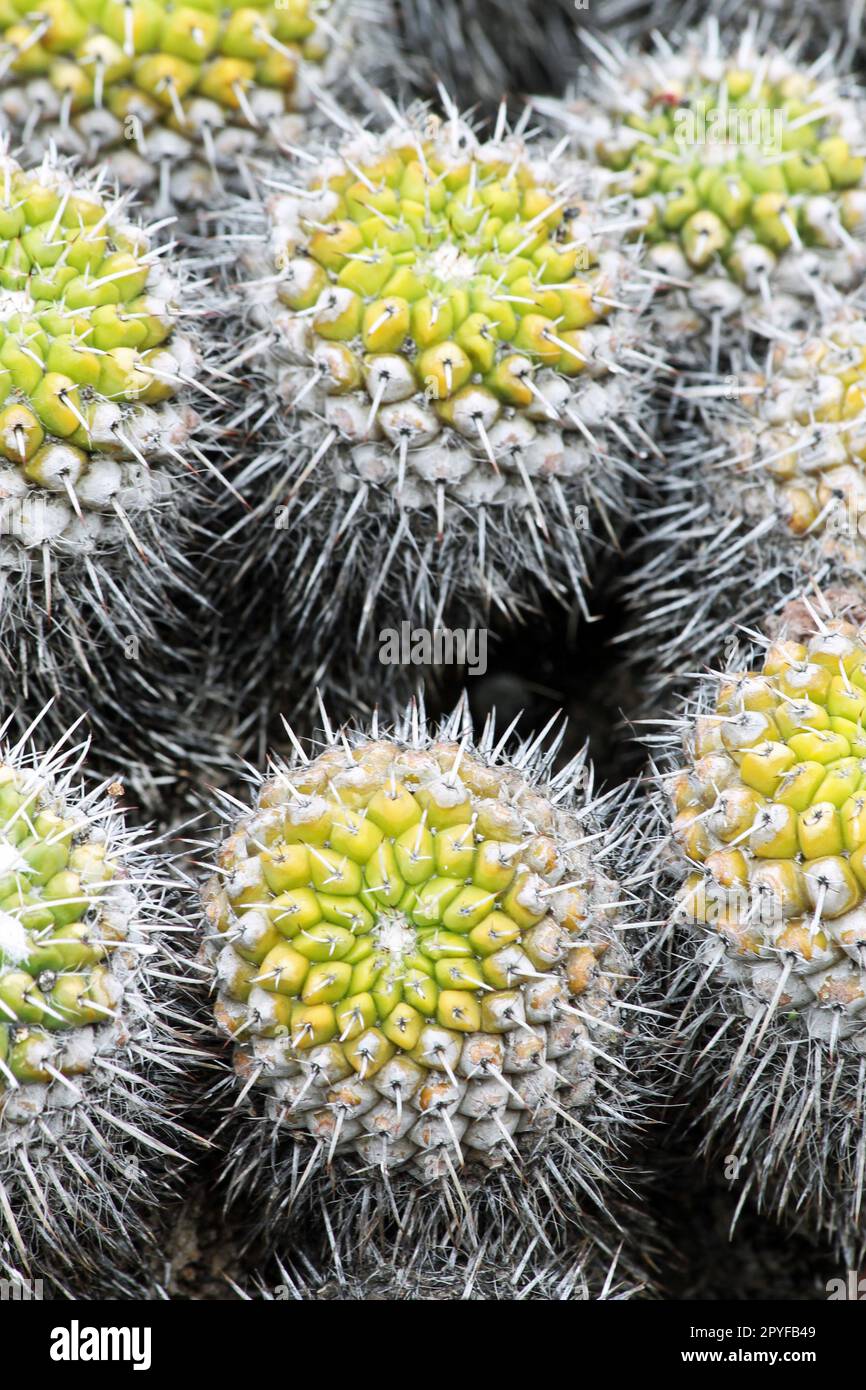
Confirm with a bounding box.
[205,731,624,1175]
[600,48,861,268]
[568,34,866,295]
[263,113,627,458]
[0,760,124,1093]
[0,0,327,127]
[0,153,196,547]
[672,614,866,1035]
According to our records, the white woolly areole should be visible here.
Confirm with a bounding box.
[426,777,470,811]
[0,911,30,964]
[418,241,477,284]
[375,913,418,957]
[229,856,263,893]
[0,838,28,876]
[0,289,32,319]
[75,458,123,509]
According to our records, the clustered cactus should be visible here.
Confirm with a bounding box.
[3,0,865,1309]
[622,308,866,700]
[580,25,866,711]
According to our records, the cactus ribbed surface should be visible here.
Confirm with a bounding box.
[210,100,661,720]
[201,700,657,1292]
[542,22,866,345]
[717,311,866,547]
[0,0,386,208]
[0,721,199,1295]
[621,308,866,702]
[659,591,866,1260]
[0,150,220,799]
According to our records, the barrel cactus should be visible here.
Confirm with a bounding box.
[0,149,216,798]
[541,20,866,350]
[622,306,866,702]
[0,720,199,1295]
[658,588,866,1261]
[200,698,657,1292]
[211,99,661,709]
[0,0,390,211]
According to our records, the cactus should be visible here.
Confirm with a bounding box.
[0,148,221,802]
[714,309,866,544]
[209,98,661,716]
[396,0,592,108]
[621,307,866,704]
[0,716,200,1295]
[199,697,658,1293]
[244,1229,660,1299]
[656,588,866,1262]
[541,19,866,351]
[0,0,390,212]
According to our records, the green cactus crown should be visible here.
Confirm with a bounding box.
[580,32,866,287]
[209,738,600,1063]
[205,717,627,1180]
[264,109,629,462]
[0,163,173,431]
[0,0,329,128]
[0,152,201,555]
[610,96,861,262]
